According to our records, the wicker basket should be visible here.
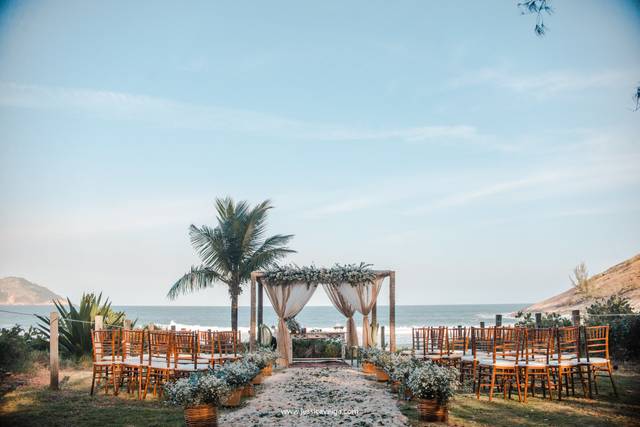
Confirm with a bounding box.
[375,368,390,382]
[242,383,255,397]
[416,398,448,422]
[184,404,217,427]
[362,361,375,374]
[251,373,264,385]
[222,388,243,407]
[261,364,273,376]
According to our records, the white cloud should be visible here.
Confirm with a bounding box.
[450,68,637,96]
[0,81,479,144]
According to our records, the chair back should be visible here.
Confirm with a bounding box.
[122,329,145,364]
[174,331,198,367]
[555,326,581,363]
[447,327,468,354]
[584,325,610,361]
[91,329,121,363]
[218,331,237,356]
[522,328,552,364]
[491,327,519,362]
[148,330,173,367]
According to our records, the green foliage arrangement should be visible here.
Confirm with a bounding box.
[0,325,48,373]
[263,263,376,287]
[586,294,640,361]
[292,337,342,358]
[406,361,459,403]
[35,293,130,358]
[165,372,229,408]
[514,311,572,327]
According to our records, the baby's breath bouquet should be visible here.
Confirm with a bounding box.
[164,373,229,407]
[406,361,459,403]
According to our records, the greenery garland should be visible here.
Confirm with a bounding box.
[263,263,377,286]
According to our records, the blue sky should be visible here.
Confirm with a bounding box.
[1,0,639,306]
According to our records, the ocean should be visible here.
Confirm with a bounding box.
[1,303,527,347]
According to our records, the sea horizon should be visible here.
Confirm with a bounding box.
[1,303,529,346]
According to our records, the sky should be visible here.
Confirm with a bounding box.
[0,0,639,307]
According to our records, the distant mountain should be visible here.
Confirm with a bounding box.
[523,253,640,314]
[0,277,63,305]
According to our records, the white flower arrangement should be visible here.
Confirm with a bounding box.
[164,373,229,407]
[214,360,260,388]
[263,263,376,286]
[406,361,459,403]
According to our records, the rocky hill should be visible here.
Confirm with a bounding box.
[0,277,63,305]
[523,253,640,314]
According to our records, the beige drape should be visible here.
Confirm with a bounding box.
[322,284,358,348]
[337,277,384,348]
[263,281,317,366]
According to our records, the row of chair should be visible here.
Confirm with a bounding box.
[411,325,616,402]
[91,329,241,399]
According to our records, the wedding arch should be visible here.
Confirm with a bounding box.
[247,264,396,366]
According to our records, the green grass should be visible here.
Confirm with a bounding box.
[2,365,639,426]
[400,367,640,426]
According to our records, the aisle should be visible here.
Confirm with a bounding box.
[219,366,409,426]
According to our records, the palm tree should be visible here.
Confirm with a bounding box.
[168,197,295,331]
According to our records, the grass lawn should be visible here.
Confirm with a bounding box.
[1,365,639,426]
[401,366,640,426]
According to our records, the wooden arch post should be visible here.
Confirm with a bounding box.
[389,271,396,352]
[250,272,257,351]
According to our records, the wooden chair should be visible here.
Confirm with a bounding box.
[442,327,466,367]
[197,330,217,368]
[476,327,521,402]
[216,331,240,364]
[423,327,447,364]
[549,327,585,400]
[583,325,617,397]
[461,327,494,391]
[517,328,553,402]
[121,329,146,399]
[90,329,122,396]
[144,331,174,399]
[174,331,209,374]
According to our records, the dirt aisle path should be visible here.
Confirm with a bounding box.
[219,366,409,426]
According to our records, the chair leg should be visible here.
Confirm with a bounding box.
[90,366,97,396]
[515,370,522,402]
[476,366,482,399]
[489,369,496,402]
[522,370,528,403]
[545,369,553,400]
[592,367,599,395]
[607,362,618,397]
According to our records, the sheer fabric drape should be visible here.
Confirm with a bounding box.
[263,281,317,365]
[337,277,384,347]
[322,284,358,348]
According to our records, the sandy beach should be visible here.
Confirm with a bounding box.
[219,366,409,426]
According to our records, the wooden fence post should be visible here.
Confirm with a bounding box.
[95,315,104,331]
[171,325,176,331]
[572,310,581,326]
[380,325,386,349]
[124,319,132,330]
[495,314,502,327]
[535,313,542,328]
[49,312,59,390]
[480,321,485,329]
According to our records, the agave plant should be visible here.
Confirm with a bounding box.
[36,292,130,358]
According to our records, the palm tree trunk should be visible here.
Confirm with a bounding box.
[230,289,239,332]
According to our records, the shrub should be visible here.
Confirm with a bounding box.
[0,325,48,372]
[514,311,572,327]
[36,292,132,358]
[292,338,342,358]
[586,295,640,361]
[165,372,229,408]
[407,361,459,403]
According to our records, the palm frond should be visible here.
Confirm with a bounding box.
[167,266,225,299]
